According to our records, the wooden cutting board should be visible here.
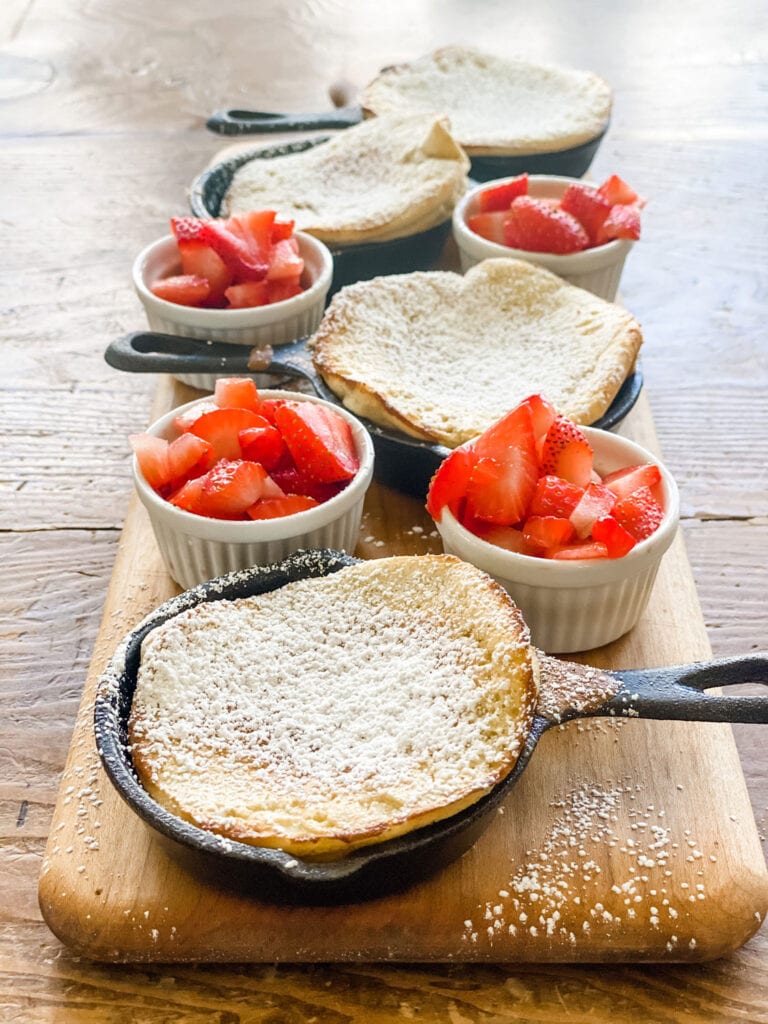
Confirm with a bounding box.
[38,378,768,963]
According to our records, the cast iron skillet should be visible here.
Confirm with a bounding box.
[105,330,644,499]
[204,107,608,183]
[94,549,768,905]
[189,137,452,295]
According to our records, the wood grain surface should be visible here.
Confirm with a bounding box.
[2,0,767,1020]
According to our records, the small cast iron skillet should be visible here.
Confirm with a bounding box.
[204,107,608,183]
[189,137,452,295]
[105,330,644,500]
[94,549,768,905]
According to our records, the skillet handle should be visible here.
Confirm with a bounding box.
[206,106,363,136]
[600,655,768,724]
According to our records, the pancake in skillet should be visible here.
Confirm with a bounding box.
[128,555,538,860]
[310,257,643,448]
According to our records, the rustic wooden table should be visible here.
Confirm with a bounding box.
[2,0,766,1020]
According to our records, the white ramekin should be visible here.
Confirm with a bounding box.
[452,175,635,301]
[133,390,374,590]
[433,427,679,654]
[132,232,333,390]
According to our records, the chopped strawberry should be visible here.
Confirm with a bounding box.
[540,417,594,488]
[214,377,261,412]
[465,406,538,525]
[559,184,612,246]
[478,174,529,213]
[166,433,214,484]
[130,433,171,491]
[273,402,359,483]
[613,485,665,541]
[246,494,319,519]
[266,238,304,281]
[597,204,641,244]
[168,475,206,514]
[268,463,346,503]
[473,403,535,461]
[597,174,644,207]
[592,515,637,558]
[255,399,282,425]
[466,211,508,245]
[522,515,575,551]
[150,274,210,307]
[549,541,609,560]
[603,463,662,501]
[197,460,271,518]
[271,218,296,242]
[569,483,617,539]
[198,220,269,281]
[470,522,535,555]
[224,281,270,308]
[170,216,206,242]
[236,209,276,258]
[190,407,266,462]
[426,444,476,522]
[171,400,218,433]
[267,279,303,303]
[238,422,286,470]
[503,196,589,254]
[529,475,584,518]
[518,394,557,454]
[178,241,232,304]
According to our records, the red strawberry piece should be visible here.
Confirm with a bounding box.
[214,377,261,412]
[503,196,589,254]
[549,541,609,560]
[603,463,662,501]
[522,515,576,551]
[273,401,359,483]
[597,174,644,207]
[197,459,271,519]
[166,433,214,484]
[466,211,508,245]
[559,183,612,246]
[518,394,557,454]
[238,422,286,470]
[130,433,171,491]
[224,281,270,308]
[267,279,303,303]
[168,475,206,515]
[150,274,210,307]
[569,482,617,539]
[190,407,266,462]
[172,400,218,434]
[246,494,319,520]
[267,238,305,281]
[469,521,535,555]
[465,453,538,526]
[271,218,296,242]
[597,204,641,244]
[472,403,535,460]
[237,209,277,257]
[198,220,269,281]
[426,444,477,522]
[170,216,206,242]
[478,174,529,213]
[592,515,637,558]
[613,485,665,540]
[255,399,282,425]
[540,417,594,488]
[178,241,233,305]
[269,463,345,503]
[528,475,584,518]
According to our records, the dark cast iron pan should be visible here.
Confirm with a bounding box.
[94,549,768,906]
[204,106,608,183]
[105,330,644,500]
[189,137,452,295]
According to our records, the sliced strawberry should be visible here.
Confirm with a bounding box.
[166,433,214,483]
[528,475,584,518]
[559,183,612,246]
[613,485,665,541]
[178,240,232,304]
[465,453,538,526]
[224,281,270,308]
[269,463,346,503]
[469,521,535,555]
[518,394,557,454]
[198,220,269,281]
[246,494,319,519]
[170,216,206,242]
[597,174,644,207]
[172,400,218,434]
[273,402,359,483]
[597,204,641,244]
[197,459,271,518]
[540,417,594,488]
[503,196,589,254]
[478,174,529,213]
[426,444,477,522]
[522,515,575,551]
[466,211,508,245]
[472,403,535,460]
[130,433,171,491]
[569,482,617,539]
[267,279,302,303]
[256,399,282,425]
[190,407,265,462]
[603,463,662,501]
[214,377,261,412]
[150,274,210,307]
[267,238,304,281]
[592,515,637,558]
[168,475,206,514]
[271,218,296,242]
[238,422,286,470]
[236,209,276,259]
[549,541,609,560]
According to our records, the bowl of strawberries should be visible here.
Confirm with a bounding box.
[130,377,374,590]
[426,395,679,653]
[452,173,644,301]
[133,211,333,390]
